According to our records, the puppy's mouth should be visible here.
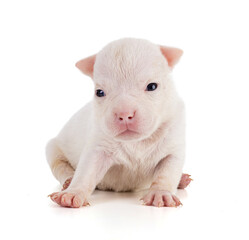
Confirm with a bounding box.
[115,129,141,140]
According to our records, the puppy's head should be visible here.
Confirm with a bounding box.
[76,38,183,142]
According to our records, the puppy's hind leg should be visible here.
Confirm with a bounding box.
[46,138,75,189]
[178,173,192,189]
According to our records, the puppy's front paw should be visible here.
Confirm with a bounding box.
[49,191,89,208]
[141,190,182,207]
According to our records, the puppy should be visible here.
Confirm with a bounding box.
[47,38,191,208]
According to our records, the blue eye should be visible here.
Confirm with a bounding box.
[146,83,158,91]
[96,89,105,97]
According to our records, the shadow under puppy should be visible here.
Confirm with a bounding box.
[47,38,192,208]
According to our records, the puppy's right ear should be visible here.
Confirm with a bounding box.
[75,54,96,78]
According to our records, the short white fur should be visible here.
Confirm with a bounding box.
[47,38,187,208]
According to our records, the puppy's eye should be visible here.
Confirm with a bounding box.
[96,89,105,97]
[146,83,158,91]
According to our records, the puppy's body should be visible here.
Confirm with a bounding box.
[47,38,190,208]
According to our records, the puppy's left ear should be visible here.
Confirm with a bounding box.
[75,54,96,78]
[160,46,183,68]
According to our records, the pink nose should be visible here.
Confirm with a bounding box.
[116,111,135,122]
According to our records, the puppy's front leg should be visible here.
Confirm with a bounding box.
[49,151,113,208]
[141,155,184,207]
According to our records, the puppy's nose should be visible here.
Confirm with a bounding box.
[117,111,135,122]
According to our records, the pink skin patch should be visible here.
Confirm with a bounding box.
[141,190,182,207]
[61,177,72,191]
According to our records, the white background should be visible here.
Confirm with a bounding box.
[0,0,248,239]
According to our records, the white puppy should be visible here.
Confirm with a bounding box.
[47,38,191,208]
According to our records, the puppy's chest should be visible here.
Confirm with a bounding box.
[114,137,168,170]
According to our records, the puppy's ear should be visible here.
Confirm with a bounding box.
[75,54,96,78]
[160,46,183,68]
